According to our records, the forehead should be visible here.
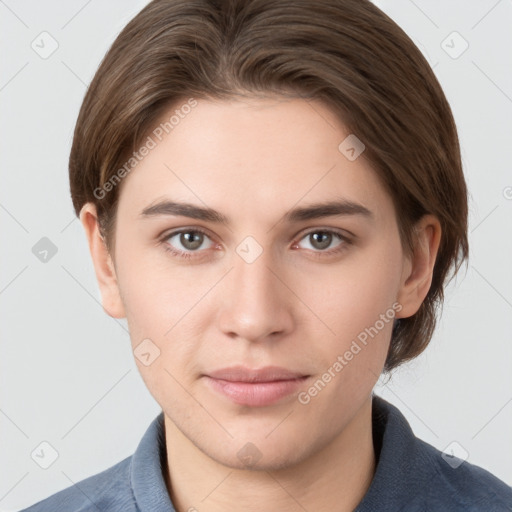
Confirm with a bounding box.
[116,97,394,226]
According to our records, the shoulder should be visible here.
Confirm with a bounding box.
[360,395,512,512]
[19,411,173,512]
[18,455,137,512]
[408,436,512,511]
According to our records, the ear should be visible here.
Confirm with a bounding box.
[79,203,126,319]
[396,214,442,318]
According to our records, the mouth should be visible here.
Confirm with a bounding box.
[203,366,310,407]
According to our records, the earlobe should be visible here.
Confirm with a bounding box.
[396,215,442,319]
[79,203,126,319]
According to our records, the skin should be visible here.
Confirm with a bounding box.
[80,96,441,512]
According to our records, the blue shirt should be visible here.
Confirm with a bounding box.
[20,394,512,511]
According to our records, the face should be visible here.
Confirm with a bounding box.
[82,96,437,471]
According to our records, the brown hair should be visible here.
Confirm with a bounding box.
[69,0,469,373]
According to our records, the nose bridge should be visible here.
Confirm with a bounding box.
[218,237,291,341]
[233,242,276,300]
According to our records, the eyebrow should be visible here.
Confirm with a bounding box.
[139,198,374,224]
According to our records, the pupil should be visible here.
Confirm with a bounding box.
[181,232,202,250]
[312,232,331,250]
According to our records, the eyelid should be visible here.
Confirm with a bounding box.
[296,226,354,240]
[160,225,214,240]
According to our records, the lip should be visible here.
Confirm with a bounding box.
[205,365,308,382]
[203,366,310,407]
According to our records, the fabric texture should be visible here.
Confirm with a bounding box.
[20,394,512,511]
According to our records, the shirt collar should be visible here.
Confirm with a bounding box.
[130,410,175,511]
[354,393,420,511]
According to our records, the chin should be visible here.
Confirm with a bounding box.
[200,435,311,473]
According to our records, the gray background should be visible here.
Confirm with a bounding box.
[1,0,511,510]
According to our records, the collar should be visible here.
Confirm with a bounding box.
[130,410,175,511]
[354,394,420,511]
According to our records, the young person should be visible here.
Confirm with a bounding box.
[21,0,512,510]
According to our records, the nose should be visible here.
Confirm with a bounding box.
[216,244,294,343]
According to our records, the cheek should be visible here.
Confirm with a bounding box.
[114,239,187,333]
[296,253,399,423]
[296,239,402,342]
[294,239,401,406]
[119,266,200,408]
[113,241,208,377]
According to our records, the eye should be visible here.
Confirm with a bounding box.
[162,228,216,259]
[160,227,352,261]
[293,229,352,256]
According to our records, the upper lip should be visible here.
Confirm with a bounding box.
[205,365,308,383]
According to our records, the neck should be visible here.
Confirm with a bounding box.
[163,395,375,512]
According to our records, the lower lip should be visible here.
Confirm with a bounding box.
[204,376,309,407]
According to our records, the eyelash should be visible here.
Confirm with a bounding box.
[160,227,353,261]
